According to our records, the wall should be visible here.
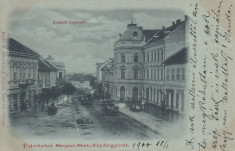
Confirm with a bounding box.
[50,71,57,87]
[165,22,186,59]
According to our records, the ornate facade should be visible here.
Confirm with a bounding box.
[8,38,64,113]
[8,38,39,112]
[111,16,189,114]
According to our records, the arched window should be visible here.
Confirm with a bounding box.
[120,86,125,101]
[134,53,138,62]
[121,53,125,62]
[133,69,138,79]
[132,87,138,101]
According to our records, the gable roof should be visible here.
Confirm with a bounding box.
[162,47,188,65]
[8,38,40,59]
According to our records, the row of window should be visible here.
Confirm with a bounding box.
[166,68,185,81]
[13,72,36,81]
[38,74,50,85]
[144,48,164,62]
[119,48,164,63]
[121,53,139,63]
[119,68,185,81]
[12,66,37,72]
[145,68,164,80]
[120,69,139,79]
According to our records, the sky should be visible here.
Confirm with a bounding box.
[9,8,185,74]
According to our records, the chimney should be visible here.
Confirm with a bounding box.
[172,22,175,26]
[176,19,181,24]
[162,26,165,30]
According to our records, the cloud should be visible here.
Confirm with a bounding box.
[9,9,183,74]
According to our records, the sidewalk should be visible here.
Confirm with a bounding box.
[116,103,186,139]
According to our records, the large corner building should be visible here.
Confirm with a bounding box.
[101,16,189,115]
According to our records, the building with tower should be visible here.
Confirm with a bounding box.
[100,15,189,117]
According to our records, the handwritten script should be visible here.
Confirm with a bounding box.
[186,0,234,151]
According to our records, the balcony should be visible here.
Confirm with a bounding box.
[9,79,35,88]
[18,79,35,88]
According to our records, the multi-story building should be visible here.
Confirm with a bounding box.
[38,58,58,92]
[109,16,189,117]
[113,23,158,102]
[162,47,187,114]
[7,38,64,113]
[8,38,39,112]
[96,58,115,98]
[46,55,66,81]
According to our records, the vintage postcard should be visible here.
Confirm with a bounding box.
[0,0,235,150]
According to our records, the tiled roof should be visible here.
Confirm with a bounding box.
[141,30,159,42]
[52,61,65,67]
[162,47,188,65]
[8,38,40,59]
[145,20,185,45]
[38,58,58,72]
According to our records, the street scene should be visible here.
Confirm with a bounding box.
[8,9,188,140]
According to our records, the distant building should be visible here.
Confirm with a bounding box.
[8,38,39,112]
[96,58,115,98]
[64,73,73,82]
[67,73,94,90]
[70,80,91,89]
[46,55,66,80]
